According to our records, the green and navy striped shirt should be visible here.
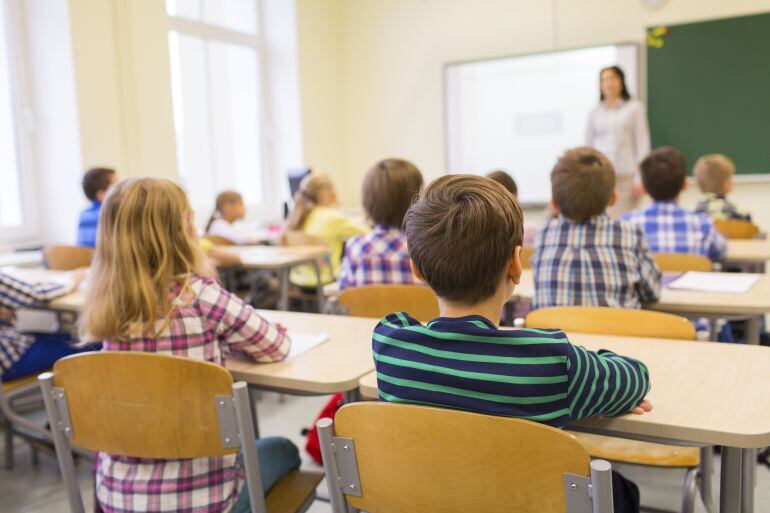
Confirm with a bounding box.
[373,313,651,428]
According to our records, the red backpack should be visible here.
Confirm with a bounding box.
[304,393,344,464]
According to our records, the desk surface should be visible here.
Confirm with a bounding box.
[225,245,328,270]
[513,269,770,316]
[226,310,376,394]
[0,250,44,268]
[359,332,770,448]
[725,239,770,264]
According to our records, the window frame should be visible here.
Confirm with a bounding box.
[166,1,280,223]
[0,0,40,244]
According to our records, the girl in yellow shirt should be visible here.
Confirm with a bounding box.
[287,174,369,287]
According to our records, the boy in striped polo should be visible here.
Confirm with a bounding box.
[373,174,650,512]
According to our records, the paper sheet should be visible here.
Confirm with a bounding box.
[666,271,759,294]
[287,331,329,359]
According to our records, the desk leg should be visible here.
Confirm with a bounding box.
[343,389,361,404]
[278,268,290,311]
[720,446,742,513]
[745,317,761,345]
[248,387,261,439]
[741,448,756,513]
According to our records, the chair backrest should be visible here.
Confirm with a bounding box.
[520,247,533,269]
[48,351,237,458]
[653,252,712,273]
[281,230,325,247]
[318,402,612,513]
[337,285,439,322]
[713,219,760,239]
[44,246,94,271]
[202,235,236,246]
[526,306,696,340]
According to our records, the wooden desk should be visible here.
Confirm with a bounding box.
[512,269,770,344]
[0,250,43,268]
[359,332,770,512]
[725,239,770,271]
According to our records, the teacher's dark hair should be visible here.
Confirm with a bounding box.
[599,66,631,101]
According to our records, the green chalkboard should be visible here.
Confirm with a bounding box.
[647,13,770,175]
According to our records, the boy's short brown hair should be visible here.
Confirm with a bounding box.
[551,147,615,222]
[362,159,423,228]
[82,167,117,201]
[640,147,687,201]
[405,174,523,305]
[486,170,518,197]
[694,154,735,194]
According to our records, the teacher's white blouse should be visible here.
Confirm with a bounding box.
[585,98,651,177]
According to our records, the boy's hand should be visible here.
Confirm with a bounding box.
[0,306,15,323]
[631,399,653,415]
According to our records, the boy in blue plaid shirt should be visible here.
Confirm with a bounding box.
[532,147,661,310]
[624,147,727,262]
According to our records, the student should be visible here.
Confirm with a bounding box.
[486,169,542,248]
[205,191,262,244]
[624,147,727,262]
[693,153,752,221]
[287,173,368,287]
[0,271,95,382]
[373,174,650,513]
[338,158,423,290]
[79,178,299,513]
[532,148,661,310]
[76,167,118,248]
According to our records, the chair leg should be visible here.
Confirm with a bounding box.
[699,447,717,513]
[681,467,697,513]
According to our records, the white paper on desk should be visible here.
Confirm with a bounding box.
[667,271,759,294]
[236,248,286,266]
[287,332,328,359]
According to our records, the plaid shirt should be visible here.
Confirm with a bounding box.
[338,226,418,290]
[695,194,752,222]
[532,214,661,310]
[95,274,290,513]
[623,201,728,262]
[0,272,73,373]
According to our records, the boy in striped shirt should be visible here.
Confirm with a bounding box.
[373,174,650,512]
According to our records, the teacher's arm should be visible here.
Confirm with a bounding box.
[634,102,651,165]
[585,109,596,146]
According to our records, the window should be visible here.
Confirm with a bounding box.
[0,0,37,242]
[166,0,269,220]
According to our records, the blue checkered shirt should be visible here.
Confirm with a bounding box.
[0,273,71,372]
[532,214,661,310]
[338,225,418,290]
[623,201,727,262]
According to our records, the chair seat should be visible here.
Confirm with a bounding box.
[265,469,324,513]
[571,432,700,468]
[2,374,41,394]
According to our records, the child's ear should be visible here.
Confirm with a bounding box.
[410,259,426,284]
[95,190,107,202]
[607,188,618,207]
[681,177,689,193]
[509,246,523,285]
[550,197,560,214]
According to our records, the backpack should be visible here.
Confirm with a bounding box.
[304,393,344,464]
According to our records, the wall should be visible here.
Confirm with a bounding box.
[296,0,770,229]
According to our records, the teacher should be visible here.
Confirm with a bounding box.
[585,65,650,217]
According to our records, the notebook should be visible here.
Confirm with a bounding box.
[286,332,329,359]
[666,272,759,294]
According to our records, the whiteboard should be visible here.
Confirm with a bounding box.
[445,44,639,205]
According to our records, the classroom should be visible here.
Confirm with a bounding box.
[1,1,769,512]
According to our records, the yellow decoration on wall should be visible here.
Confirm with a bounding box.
[647,26,670,48]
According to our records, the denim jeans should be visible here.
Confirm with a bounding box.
[231,436,302,513]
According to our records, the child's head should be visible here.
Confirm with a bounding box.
[362,158,423,229]
[551,147,616,222]
[206,191,245,232]
[640,146,687,202]
[486,170,518,198]
[81,178,206,341]
[694,154,736,195]
[82,167,118,202]
[405,175,523,306]
[287,173,336,230]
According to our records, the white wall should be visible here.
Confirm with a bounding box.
[296,0,770,230]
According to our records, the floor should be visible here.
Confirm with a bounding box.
[2,392,768,513]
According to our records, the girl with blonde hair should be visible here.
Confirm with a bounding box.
[81,177,299,513]
[205,190,263,244]
[286,173,368,287]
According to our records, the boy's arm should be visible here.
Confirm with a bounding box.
[566,343,651,422]
[635,227,662,303]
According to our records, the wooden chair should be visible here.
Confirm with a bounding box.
[337,285,439,322]
[39,352,322,513]
[202,234,237,246]
[43,246,93,271]
[281,230,333,313]
[520,247,533,269]
[653,252,713,273]
[1,374,51,469]
[317,402,614,513]
[525,306,713,513]
[714,219,760,239]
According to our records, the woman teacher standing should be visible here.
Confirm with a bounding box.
[586,65,651,217]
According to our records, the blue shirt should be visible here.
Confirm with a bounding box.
[373,313,651,428]
[76,200,101,248]
[623,201,727,262]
